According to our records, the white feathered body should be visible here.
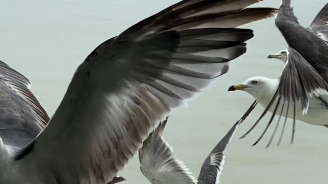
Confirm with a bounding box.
[252,78,328,126]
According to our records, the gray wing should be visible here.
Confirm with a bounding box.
[276,0,328,82]
[11,1,277,183]
[309,3,328,42]
[197,122,240,184]
[274,48,328,115]
[0,60,49,148]
[246,47,328,146]
[139,118,197,184]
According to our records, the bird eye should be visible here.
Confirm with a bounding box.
[251,80,258,85]
[281,51,286,54]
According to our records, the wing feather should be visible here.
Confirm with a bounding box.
[12,0,277,183]
[0,61,49,147]
[0,62,49,127]
[309,3,328,42]
[139,118,197,184]
[198,122,240,184]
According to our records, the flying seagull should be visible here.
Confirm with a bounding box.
[228,1,328,147]
[268,3,328,62]
[0,0,277,183]
[0,60,126,183]
[139,117,241,184]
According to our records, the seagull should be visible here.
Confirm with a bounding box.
[268,3,328,63]
[0,60,126,183]
[228,1,328,147]
[0,0,277,183]
[138,117,241,184]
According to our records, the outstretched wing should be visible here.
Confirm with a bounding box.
[197,122,240,184]
[13,1,277,183]
[309,3,328,42]
[139,118,197,184]
[0,60,49,148]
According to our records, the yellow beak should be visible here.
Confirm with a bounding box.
[228,84,246,91]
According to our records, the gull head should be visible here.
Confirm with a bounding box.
[228,76,279,101]
[267,49,287,63]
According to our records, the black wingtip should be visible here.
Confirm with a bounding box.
[239,134,247,139]
[107,176,127,184]
[237,100,258,140]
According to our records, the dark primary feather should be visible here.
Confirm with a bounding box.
[13,0,277,183]
[126,0,275,33]
[310,3,328,28]
[0,60,49,147]
[280,48,328,113]
[197,101,258,183]
[309,3,328,42]
[198,121,240,184]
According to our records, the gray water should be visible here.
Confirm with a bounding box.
[1,0,328,183]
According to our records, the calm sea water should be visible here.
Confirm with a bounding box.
[1,0,328,183]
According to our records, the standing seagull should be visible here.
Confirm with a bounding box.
[139,118,241,184]
[228,1,328,146]
[0,0,277,183]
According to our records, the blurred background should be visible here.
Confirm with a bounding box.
[0,0,327,183]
